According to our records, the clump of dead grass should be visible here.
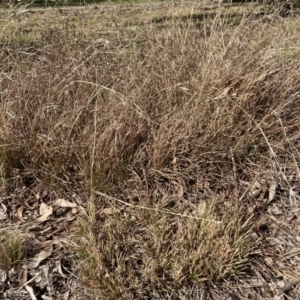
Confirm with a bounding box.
[1,1,300,299]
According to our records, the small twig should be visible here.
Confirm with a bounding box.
[94,191,222,223]
[230,148,238,183]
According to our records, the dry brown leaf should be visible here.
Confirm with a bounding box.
[252,180,261,190]
[0,203,7,220]
[102,207,120,215]
[247,206,255,214]
[26,247,53,270]
[172,156,177,171]
[24,285,37,300]
[259,178,268,193]
[221,86,232,96]
[268,181,277,203]
[264,256,273,266]
[248,180,261,199]
[269,205,283,215]
[289,187,297,207]
[0,203,7,213]
[178,184,184,198]
[249,189,261,199]
[56,260,67,278]
[41,265,50,282]
[39,202,51,215]
[19,267,28,287]
[0,270,6,283]
[71,207,79,214]
[53,199,78,208]
[277,280,285,289]
[215,74,235,88]
[14,206,24,223]
[36,202,53,222]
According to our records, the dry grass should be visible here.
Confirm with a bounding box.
[1,1,300,299]
[75,203,257,298]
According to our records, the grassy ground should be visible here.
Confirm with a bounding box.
[1,1,300,299]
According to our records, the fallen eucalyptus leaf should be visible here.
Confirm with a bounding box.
[53,199,78,208]
[14,207,24,224]
[24,285,37,300]
[268,181,277,203]
[36,202,53,222]
[19,267,28,287]
[56,260,67,278]
[0,203,7,220]
[26,247,53,270]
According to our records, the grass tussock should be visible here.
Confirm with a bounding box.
[75,203,256,298]
[1,1,300,298]
[0,230,23,271]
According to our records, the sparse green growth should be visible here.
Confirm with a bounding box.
[0,230,23,271]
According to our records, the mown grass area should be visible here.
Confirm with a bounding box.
[1,1,300,299]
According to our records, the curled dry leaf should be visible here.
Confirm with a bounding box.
[172,156,178,172]
[253,180,261,189]
[41,264,50,280]
[53,199,78,208]
[178,184,184,198]
[0,270,6,283]
[269,205,282,216]
[264,256,273,266]
[248,180,261,199]
[14,206,24,224]
[26,247,53,270]
[102,207,120,215]
[289,187,297,207]
[56,260,67,278]
[71,207,79,214]
[259,178,268,193]
[53,198,85,214]
[277,280,285,289]
[268,181,277,203]
[24,285,37,300]
[36,202,53,222]
[0,203,7,220]
[179,86,189,92]
[19,267,28,287]
[221,86,232,96]
[249,189,261,200]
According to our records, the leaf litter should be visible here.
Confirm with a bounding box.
[0,183,86,299]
